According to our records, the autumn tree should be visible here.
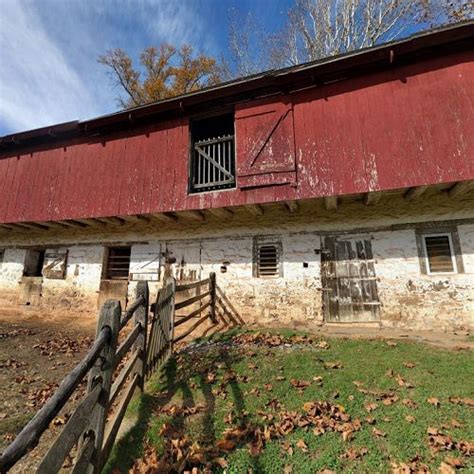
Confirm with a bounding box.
[99,43,222,108]
[229,0,472,75]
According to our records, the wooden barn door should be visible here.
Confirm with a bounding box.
[321,235,380,322]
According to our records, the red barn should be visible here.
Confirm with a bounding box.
[0,23,473,331]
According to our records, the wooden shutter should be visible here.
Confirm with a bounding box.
[43,249,68,279]
[235,97,296,188]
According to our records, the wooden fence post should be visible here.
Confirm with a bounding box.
[83,300,121,474]
[133,281,149,392]
[167,277,177,357]
[209,272,217,323]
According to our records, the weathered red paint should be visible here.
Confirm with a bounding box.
[0,51,473,224]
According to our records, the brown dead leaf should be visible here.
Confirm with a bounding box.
[403,361,416,368]
[387,340,398,346]
[439,462,456,474]
[296,439,308,452]
[341,447,368,460]
[427,397,440,407]
[324,361,342,369]
[402,398,418,409]
[365,402,378,412]
[365,417,376,425]
[216,439,236,451]
[405,415,416,423]
[444,456,464,468]
[372,427,386,438]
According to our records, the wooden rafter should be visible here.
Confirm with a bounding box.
[324,196,338,211]
[245,204,264,216]
[364,191,383,206]
[285,201,299,213]
[404,185,429,201]
[207,208,234,220]
[180,211,206,222]
[149,213,179,224]
[448,181,474,198]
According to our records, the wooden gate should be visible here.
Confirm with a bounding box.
[321,235,380,322]
[146,277,176,375]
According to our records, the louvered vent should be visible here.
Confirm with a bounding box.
[424,235,455,273]
[257,244,280,277]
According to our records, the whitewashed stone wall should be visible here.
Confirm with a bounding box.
[0,191,473,330]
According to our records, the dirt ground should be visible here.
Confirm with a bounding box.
[0,318,94,472]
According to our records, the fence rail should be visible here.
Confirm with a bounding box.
[0,272,242,473]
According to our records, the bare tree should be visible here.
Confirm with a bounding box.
[229,0,473,74]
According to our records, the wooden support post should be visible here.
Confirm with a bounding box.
[133,281,149,392]
[209,272,217,323]
[85,300,121,474]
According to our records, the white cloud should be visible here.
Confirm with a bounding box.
[0,0,105,134]
[0,0,214,136]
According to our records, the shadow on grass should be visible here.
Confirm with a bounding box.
[105,342,266,472]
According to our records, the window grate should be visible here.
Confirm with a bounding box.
[423,234,456,274]
[105,247,131,280]
[191,135,236,192]
[256,243,281,277]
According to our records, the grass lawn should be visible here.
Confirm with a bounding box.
[105,330,474,473]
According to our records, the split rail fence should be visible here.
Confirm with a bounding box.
[0,272,242,473]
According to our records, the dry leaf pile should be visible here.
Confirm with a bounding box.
[231,332,328,348]
[32,334,93,357]
[130,400,363,473]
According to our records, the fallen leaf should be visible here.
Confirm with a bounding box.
[403,361,416,368]
[372,427,386,438]
[216,439,236,451]
[405,415,416,423]
[296,439,308,452]
[365,402,378,412]
[387,341,397,346]
[439,462,456,474]
[427,397,440,407]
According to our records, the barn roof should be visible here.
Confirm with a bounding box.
[1,20,473,150]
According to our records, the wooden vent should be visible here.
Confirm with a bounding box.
[424,235,455,273]
[257,244,280,277]
[105,247,131,280]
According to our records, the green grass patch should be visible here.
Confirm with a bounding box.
[105,331,474,473]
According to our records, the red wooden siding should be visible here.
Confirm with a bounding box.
[0,51,473,224]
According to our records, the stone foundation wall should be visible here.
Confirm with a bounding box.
[0,191,473,331]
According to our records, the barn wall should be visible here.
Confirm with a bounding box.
[0,193,473,330]
[1,52,473,224]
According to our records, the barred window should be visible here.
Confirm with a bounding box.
[254,240,282,278]
[105,246,131,280]
[422,234,457,274]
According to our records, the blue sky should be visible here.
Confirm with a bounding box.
[0,0,291,136]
